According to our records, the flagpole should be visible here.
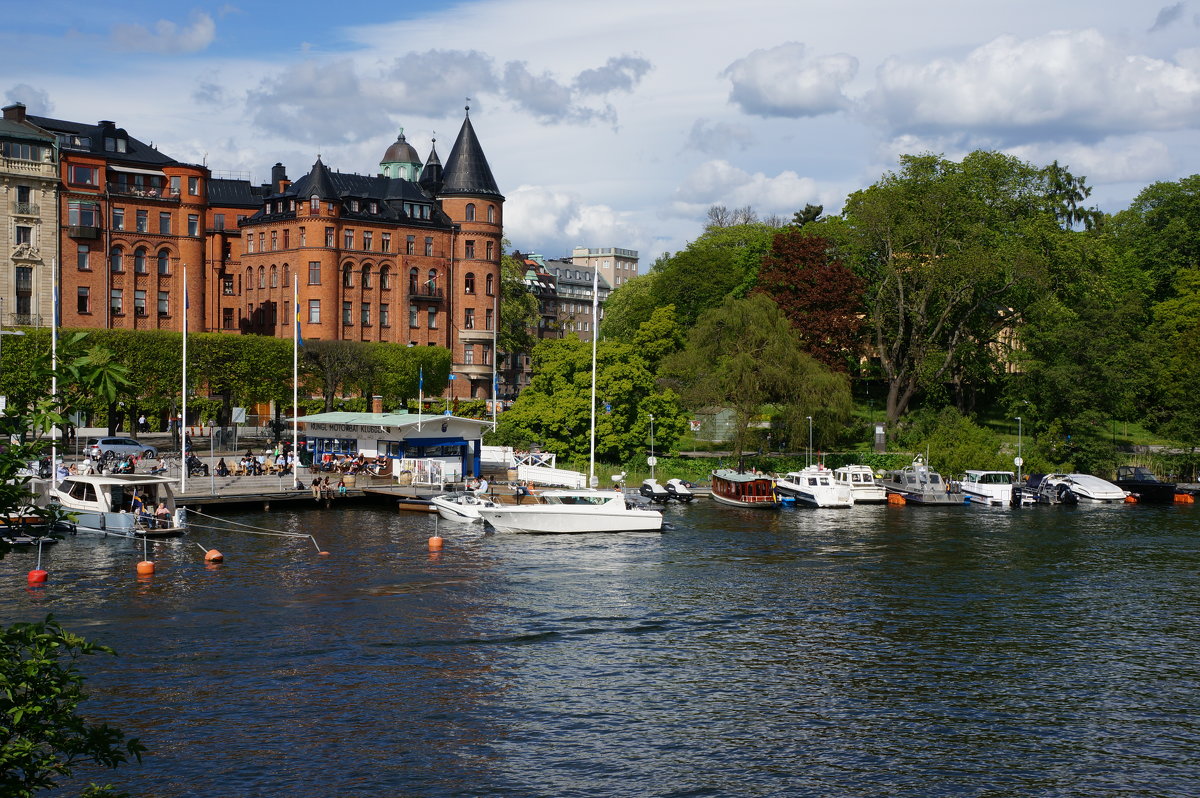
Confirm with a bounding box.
[417,366,423,431]
[50,258,58,489]
[588,266,598,489]
[491,290,498,429]
[181,264,188,494]
[292,281,299,479]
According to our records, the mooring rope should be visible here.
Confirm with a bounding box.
[185,510,326,554]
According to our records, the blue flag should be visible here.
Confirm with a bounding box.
[418,366,423,392]
[295,305,304,346]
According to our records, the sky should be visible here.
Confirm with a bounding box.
[4,1,1200,265]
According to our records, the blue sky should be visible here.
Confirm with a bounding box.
[5,1,1200,263]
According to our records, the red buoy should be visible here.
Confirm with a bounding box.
[428,535,444,551]
[27,569,48,585]
[204,549,224,563]
[136,560,155,576]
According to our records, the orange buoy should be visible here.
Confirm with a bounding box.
[1124,495,1138,504]
[428,535,444,551]
[27,569,48,585]
[136,560,155,576]
[887,493,906,506]
[318,550,331,556]
[204,549,224,563]
[1175,493,1195,504]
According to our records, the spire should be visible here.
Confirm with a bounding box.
[419,136,443,193]
[439,111,501,198]
[304,156,337,200]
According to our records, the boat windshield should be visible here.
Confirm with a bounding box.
[544,495,611,506]
[977,473,1012,485]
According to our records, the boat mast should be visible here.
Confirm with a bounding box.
[588,267,598,489]
[181,263,188,494]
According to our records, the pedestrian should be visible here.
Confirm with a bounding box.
[138,414,147,433]
[321,476,331,498]
[310,476,321,501]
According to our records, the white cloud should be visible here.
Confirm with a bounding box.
[869,29,1200,142]
[380,50,499,118]
[4,84,53,114]
[685,119,754,155]
[247,58,393,145]
[723,42,857,118]
[505,185,645,258]
[110,11,216,54]
[1006,135,1174,183]
[671,159,827,218]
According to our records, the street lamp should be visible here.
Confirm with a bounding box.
[648,413,656,481]
[806,415,813,468]
[1014,416,1023,484]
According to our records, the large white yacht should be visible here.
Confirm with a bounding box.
[476,489,663,534]
[833,464,887,504]
[775,465,853,508]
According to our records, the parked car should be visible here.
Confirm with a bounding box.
[85,437,157,461]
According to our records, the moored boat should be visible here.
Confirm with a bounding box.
[476,488,663,533]
[775,465,853,508]
[639,478,671,503]
[961,470,1017,506]
[833,464,886,504]
[430,491,496,522]
[878,457,966,505]
[710,469,781,508]
[1114,466,1178,503]
[42,474,186,537]
[664,478,695,502]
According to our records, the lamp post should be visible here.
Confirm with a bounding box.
[1014,416,1023,485]
[806,415,813,468]
[648,413,656,481]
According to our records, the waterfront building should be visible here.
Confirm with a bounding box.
[544,256,610,342]
[571,246,638,290]
[0,103,58,329]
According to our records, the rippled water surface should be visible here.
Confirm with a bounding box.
[4,499,1200,797]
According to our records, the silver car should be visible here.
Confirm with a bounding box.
[85,436,157,460]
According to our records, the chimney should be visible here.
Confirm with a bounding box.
[371,395,383,414]
[271,162,289,193]
[2,103,26,122]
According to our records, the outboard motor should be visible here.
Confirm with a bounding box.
[665,478,695,502]
[1056,483,1078,505]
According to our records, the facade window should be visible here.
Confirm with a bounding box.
[222,308,234,329]
[486,273,494,295]
[308,299,320,323]
[110,247,123,272]
[188,214,199,236]
[283,229,290,248]
[68,201,98,227]
[158,291,170,317]
[325,227,334,247]
[134,248,147,273]
[344,230,354,249]
[406,235,415,255]
[112,207,124,231]
[283,264,290,287]
[485,307,494,330]
[486,240,494,260]
[77,286,90,314]
[188,176,199,195]
[246,232,255,254]
[222,276,234,296]
[245,268,252,291]
[465,345,474,365]
[2,141,45,161]
[379,266,391,289]
[409,268,418,293]
[134,290,146,316]
[158,212,170,235]
[380,304,389,327]
[424,237,433,256]
[464,272,475,293]
[465,203,476,221]
[299,227,306,246]
[271,230,278,250]
[136,210,148,233]
[362,231,372,251]
[350,200,359,213]
[68,165,98,186]
[464,307,475,329]
[270,265,278,288]
[464,239,476,259]
[427,269,437,292]
[487,205,495,223]
[361,265,372,288]
[308,261,321,285]
[342,301,353,326]
[77,244,90,270]
[427,306,437,329]
[157,249,170,275]
[258,266,265,289]
[361,302,370,327]
[381,233,390,253]
[111,289,123,315]
[259,232,265,252]
[409,304,418,328]
[214,213,225,231]
[170,176,181,195]
[311,195,319,211]
[342,263,353,288]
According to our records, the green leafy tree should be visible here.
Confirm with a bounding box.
[498,250,538,364]
[661,293,853,457]
[1110,174,1200,302]
[599,271,660,342]
[301,340,370,411]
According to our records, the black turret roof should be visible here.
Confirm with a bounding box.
[303,157,338,200]
[439,112,502,199]
[419,139,443,193]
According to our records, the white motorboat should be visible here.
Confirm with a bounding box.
[639,478,670,503]
[430,491,496,522]
[833,464,886,503]
[664,478,695,502]
[43,474,186,537]
[961,470,1018,506]
[1026,473,1128,504]
[775,465,853,508]
[477,489,663,534]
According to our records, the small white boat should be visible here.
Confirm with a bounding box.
[430,492,496,522]
[477,489,663,534]
[775,465,853,508]
[664,478,695,502]
[1029,473,1128,504]
[639,478,670,503]
[44,474,186,537]
[833,464,886,504]
[961,470,1017,506]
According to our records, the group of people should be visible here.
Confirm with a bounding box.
[306,475,348,500]
[130,492,173,529]
[318,453,389,476]
[214,446,297,478]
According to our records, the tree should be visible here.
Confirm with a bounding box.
[1111,174,1200,302]
[752,231,865,371]
[661,293,853,457]
[791,203,823,227]
[497,250,538,362]
[301,340,370,411]
[1042,160,1102,231]
[630,304,685,371]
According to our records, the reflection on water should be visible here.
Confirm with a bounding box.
[3,502,1200,796]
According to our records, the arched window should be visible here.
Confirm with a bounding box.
[427,269,438,293]
[465,203,476,221]
[270,264,278,288]
[310,195,319,211]
[342,263,354,288]
[257,266,265,288]
[157,249,170,275]
[110,247,123,272]
[464,272,475,294]
[379,265,391,290]
[361,264,372,289]
[133,247,147,273]
[487,204,495,223]
[485,273,495,295]
[409,267,418,293]
[245,267,253,291]
[283,264,290,287]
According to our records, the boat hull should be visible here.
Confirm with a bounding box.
[478,506,662,534]
[430,493,492,522]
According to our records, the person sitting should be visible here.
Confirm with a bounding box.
[215,458,230,477]
[275,453,287,473]
[310,476,322,500]
[473,478,489,497]
[149,457,167,475]
[154,502,171,529]
[337,477,347,496]
[186,453,209,476]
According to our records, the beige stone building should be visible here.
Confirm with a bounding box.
[570,246,638,290]
[0,103,57,329]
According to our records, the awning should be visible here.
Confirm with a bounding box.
[107,165,166,177]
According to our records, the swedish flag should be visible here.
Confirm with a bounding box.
[295,306,304,346]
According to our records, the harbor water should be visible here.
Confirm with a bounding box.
[3,500,1199,797]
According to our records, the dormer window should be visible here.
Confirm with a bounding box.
[104,136,127,153]
[310,195,319,211]
[370,202,378,214]
[350,200,359,212]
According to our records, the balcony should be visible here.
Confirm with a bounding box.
[8,313,44,327]
[13,202,39,216]
[67,226,100,239]
[105,183,180,202]
[456,363,492,379]
[411,286,445,302]
[457,327,494,344]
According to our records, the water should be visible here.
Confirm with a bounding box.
[3,500,1199,797]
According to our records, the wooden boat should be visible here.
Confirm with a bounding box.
[709,469,781,508]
